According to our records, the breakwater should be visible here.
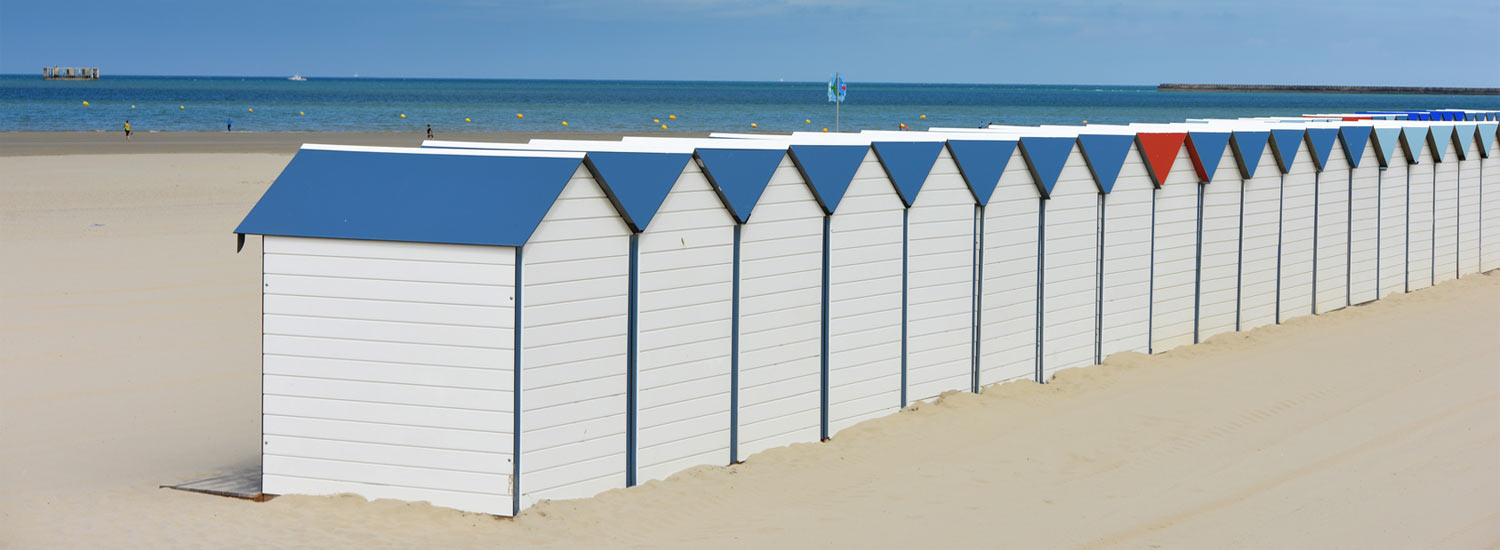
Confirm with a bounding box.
[1159,83,1500,95]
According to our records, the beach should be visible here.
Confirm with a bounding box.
[1,132,1498,548]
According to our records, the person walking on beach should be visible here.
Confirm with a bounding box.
[426,124,433,139]
[123,120,131,141]
[227,118,232,132]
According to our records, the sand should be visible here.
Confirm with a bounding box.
[1,135,1497,548]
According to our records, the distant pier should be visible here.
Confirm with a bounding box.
[43,66,99,81]
[1158,83,1499,96]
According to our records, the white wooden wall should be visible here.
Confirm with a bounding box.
[1149,147,1199,353]
[1278,140,1317,321]
[1433,145,1460,283]
[739,165,827,456]
[826,151,905,434]
[1457,139,1481,276]
[905,149,975,401]
[1040,144,1099,378]
[1484,141,1500,272]
[261,236,516,516]
[1099,145,1154,357]
[1197,145,1242,341]
[1239,147,1283,330]
[979,149,1040,385]
[519,168,632,510]
[1407,147,1436,291]
[1378,152,1411,298]
[1348,144,1381,304]
[1314,144,1351,314]
[635,163,735,483]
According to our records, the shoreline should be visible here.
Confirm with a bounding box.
[0,130,719,156]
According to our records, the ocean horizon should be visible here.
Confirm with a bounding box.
[5,75,1498,133]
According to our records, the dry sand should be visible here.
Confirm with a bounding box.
[1,135,1498,548]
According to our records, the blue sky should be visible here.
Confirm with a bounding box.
[3,0,1496,86]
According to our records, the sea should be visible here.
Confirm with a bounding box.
[3,75,1497,134]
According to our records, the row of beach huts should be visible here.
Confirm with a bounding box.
[234,109,1500,516]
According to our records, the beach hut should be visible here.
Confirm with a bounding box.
[1343,125,1381,305]
[1183,130,1239,342]
[1453,123,1480,277]
[1429,123,1459,284]
[1133,131,1197,352]
[1306,124,1350,314]
[1371,124,1412,298]
[1232,128,1281,330]
[1267,126,1316,322]
[236,144,627,516]
[1404,125,1436,291]
[1480,122,1500,272]
[1022,133,1100,377]
[1080,131,1154,360]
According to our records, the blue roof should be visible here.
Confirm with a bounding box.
[1371,128,1403,167]
[583,151,693,233]
[1229,131,1270,179]
[1426,125,1453,162]
[1304,128,1340,172]
[235,148,584,247]
[694,148,786,224]
[1268,129,1304,174]
[870,141,944,207]
[946,139,1018,205]
[1017,137,1075,198]
[787,144,869,214]
[1076,134,1135,193]
[1451,124,1476,160]
[1476,123,1497,158]
[1338,126,1372,168]
[1186,131,1232,183]
[1400,127,1427,163]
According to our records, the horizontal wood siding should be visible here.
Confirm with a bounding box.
[1433,154,1459,283]
[979,150,1040,385]
[1348,145,1381,304]
[1278,141,1317,322]
[905,150,975,401]
[1099,146,1153,358]
[1314,145,1350,313]
[739,159,826,448]
[1041,144,1099,377]
[1239,149,1282,330]
[1407,150,1436,291]
[635,163,735,482]
[260,235,515,516]
[826,152,904,434]
[1149,147,1199,353]
[1484,153,1500,272]
[1197,146,1242,341]
[519,169,632,509]
[1457,141,1481,276]
[1378,155,1410,298]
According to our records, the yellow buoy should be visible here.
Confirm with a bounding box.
[660,124,668,130]
[668,115,676,120]
[465,117,471,122]
[82,101,90,106]
[180,105,185,110]
[822,128,829,132]
[920,114,926,119]
[400,113,406,118]
[1082,120,1088,123]
[750,123,758,128]
[805,119,811,124]
[653,119,660,124]
[131,105,136,109]
[516,113,523,119]
[561,121,568,126]
[248,108,254,113]
[299,111,304,116]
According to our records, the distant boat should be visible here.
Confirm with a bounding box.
[288,74,307,81]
